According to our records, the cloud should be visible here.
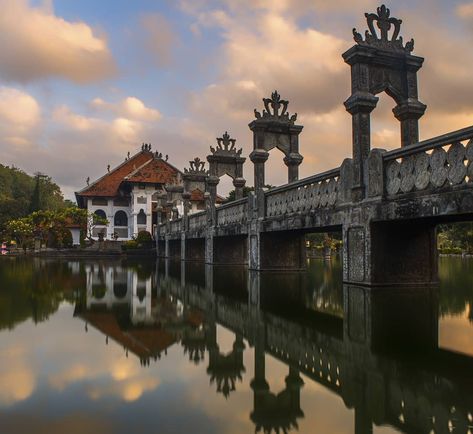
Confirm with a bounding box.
[0,0,115,83]
[139,13,178,67]
[0,86,40,146]
[91,96,162,121]
[0,346,35,406]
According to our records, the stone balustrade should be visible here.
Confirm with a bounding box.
[169,218,183,234]
[188,210,207,231]
[216,197,248,226]
[384,125,473,197]
[265,168,340,218]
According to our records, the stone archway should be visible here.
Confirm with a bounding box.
[206,131,246,203]
[343,5,426,199]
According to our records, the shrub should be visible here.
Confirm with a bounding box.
[136,230,153,244]
[122,240,139,250]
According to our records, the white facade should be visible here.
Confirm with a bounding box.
[85,184,184,240]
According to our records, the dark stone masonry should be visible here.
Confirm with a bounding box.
[157,5,473,286]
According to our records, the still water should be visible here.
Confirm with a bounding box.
[0,256,472,434]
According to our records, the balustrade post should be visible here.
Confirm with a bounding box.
[249,149,269,218]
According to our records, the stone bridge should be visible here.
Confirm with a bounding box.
[158,260,473,434]
[156,5,473,286]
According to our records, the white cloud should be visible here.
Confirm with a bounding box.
[92,96,161,121]
[0,0,115,83]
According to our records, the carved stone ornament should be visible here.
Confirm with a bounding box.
[184,157,208,174]
[353,5,414,53]
[210,132,243,156]
[254,90,298,124]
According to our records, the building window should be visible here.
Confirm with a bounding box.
[113,198,129,207]
[94,209,107,223]
[92,198,108,206]
[137,209,147,225]
[114,210,128,227]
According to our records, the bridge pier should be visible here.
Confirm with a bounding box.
[185,238,205,261]
[213,235,248,265]
[165,238,181,260]
[343,220,438,286]
[249,230,306,271]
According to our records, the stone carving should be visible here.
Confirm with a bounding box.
[385,138,472,195]
[210,131,242,156]
[253,90,297,124]
[184,157,208,174]
[216,201,248,226]
[353,4,414,53]
[266,172,340,218]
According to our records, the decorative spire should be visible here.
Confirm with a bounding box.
[141,143,152,152]
[184,157,208,174]
[107,164,110,172]
[254,91,297,124]
[86,177,90,186]
[210,132,243,156]
[353,5,414,53]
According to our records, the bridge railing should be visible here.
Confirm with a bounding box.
[383,125,473,197]
[169,218,183,234]
[265,168,341,218]
[216,197,248,226]
[188,210,207,231]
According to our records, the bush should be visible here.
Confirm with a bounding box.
[136,231,153,244]
[122,240,139,250]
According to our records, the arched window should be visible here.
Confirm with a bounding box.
[137,209,147,225]
[94,209,106,223]
[114,210,128,227]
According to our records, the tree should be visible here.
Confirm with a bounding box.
[226,185,274,202]
[5,218,34,250]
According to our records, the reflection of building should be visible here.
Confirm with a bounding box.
[77,263,179,365]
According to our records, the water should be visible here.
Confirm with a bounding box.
[0,256,472,434]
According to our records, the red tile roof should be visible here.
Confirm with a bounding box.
[76,150,181,198]
[190,188,226,204]
[125,158,180,185]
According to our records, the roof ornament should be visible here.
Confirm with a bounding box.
[141,143,152,152]
[353,4,414,52]
[107,164,110,172]
[155,151,163,159]
[184,157,207,174]
[165,154,168,161]
[127,151,130,159]
[253,90,297,124]
[210,131,243,156]
[86,177,90,186]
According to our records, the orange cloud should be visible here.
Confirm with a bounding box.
[0,0,116,83]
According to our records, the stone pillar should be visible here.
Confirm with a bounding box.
[181,232,186,262]
[249,149,269,217]
[233,177,246,200]
[164,235,170,258]
[205,229,214,264]
[206,176,219,225]
[343,220,438,286]
[344,92,378,201]
[284,152,303,183]
[393,100,426,147]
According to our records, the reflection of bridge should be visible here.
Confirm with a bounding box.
[156,5,473,287]
[158,261,473,434]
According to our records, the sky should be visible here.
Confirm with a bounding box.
[0,0,473,200]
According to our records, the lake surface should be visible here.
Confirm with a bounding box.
[0,256,472,434]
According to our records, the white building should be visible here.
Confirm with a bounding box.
[75,146,190,241]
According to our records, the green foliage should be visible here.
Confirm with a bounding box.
[438,223,473,254]
[0,165,67,232]
[136,230,153,244]
[122,240,139,250]
[226,185,274,202]
[3,206,108,249]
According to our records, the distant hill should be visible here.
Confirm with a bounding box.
[0,164,67,229]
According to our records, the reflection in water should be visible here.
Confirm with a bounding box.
[0,257,473,433]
